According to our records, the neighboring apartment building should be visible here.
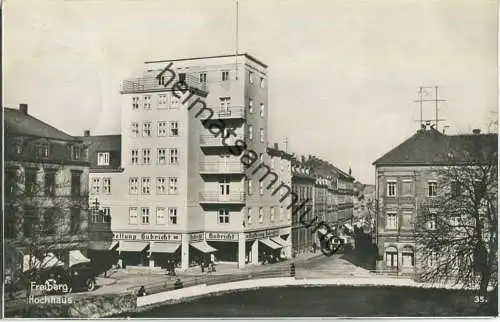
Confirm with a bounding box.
[372,125,498,275]
[86,53,292,270]
[4,104,90,275]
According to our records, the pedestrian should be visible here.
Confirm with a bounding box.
[137,285,147,297]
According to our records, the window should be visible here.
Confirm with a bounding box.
[156,207,166,224]
[131,149,139,164]
[247,208,252,225]
[259,181,264,195]
[402,247,415,267]
[131,122,139,137]
[141,208,150,224]
[158,121,168,136]
[451,180,461,197]
[23,208,36,238]
[71,171,81,197]
[36,143,50,158]
[258,207,264,223]
[72,146,81,160]
[222,71,229,81]
[158,148,167,165]
[170,94,179,108]
[248,179,252,195]
[143,122,152,137]
[270,207,275,222]
[200,73,207,83]
[169,177,178,194]
[219,178,230,195]
[249,71,254,84]
[129,177,139,194]
[450,215,459,226]
[249,98,254,113]
[132,97,139,110]
[143,95,151,109]
[386,248,398,268]
[141,177,151,194]
[102,207,111,223]
[169,121,179,136]
[44,170,56,196]
[91,178,100,194]
[248,125,253,140]
[218,209,230,224]
[158,94,167,108]
[178,73,186,83]
[386,212,398,229]
[43,208,56,235]
[260,128,265,143]
[260,77,265,88]
[428,181,437,197]
[129,207,138,224]
[103,178,111,194]
[142,148,151,164]
[220,97,231,113]
[97,152,110,166]
[427,213,437,230]
[260,103,264,117]
[402,211,413,228]
[387,181,397,197]
[70,207,81,234]
[168,207,177,224]
[157,177,167,194]
[169,148,178,164]
[401,180,413,196]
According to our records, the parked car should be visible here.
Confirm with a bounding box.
[31,263,97,293]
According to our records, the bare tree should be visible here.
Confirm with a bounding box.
[4,164,88,299]
[415,151,497,303]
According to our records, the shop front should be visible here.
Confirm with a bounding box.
[196,232,235,264]
[245,227,291,265]
[112,232,182,268]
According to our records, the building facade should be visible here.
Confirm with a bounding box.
[4,104,90,276]
[373,125,498,275]
[85,54,292,270]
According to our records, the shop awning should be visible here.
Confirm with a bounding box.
[69,250,91,267]
[23,255,41,272]
[88,241,118,251]
[191,241,217,253]
[150,243,180,254]
[40,253,64,268]
[117,241,149,252]
[259,238,282,250]
[270,237,287,247]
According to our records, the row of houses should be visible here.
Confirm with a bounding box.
[4,53,356,276]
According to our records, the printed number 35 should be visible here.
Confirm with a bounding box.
[473,296,487,303]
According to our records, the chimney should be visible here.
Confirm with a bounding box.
[84,130,91,137]
[472,129,481,135]
[19,103,28,115]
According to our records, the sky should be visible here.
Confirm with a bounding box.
[3,0,498,184]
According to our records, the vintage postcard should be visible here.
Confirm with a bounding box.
[2,0,498,318]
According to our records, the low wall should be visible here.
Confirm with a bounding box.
[5,293,137,318]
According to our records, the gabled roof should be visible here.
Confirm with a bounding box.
[373,128,498,166]
[4,107,78,142]
[75,134,122,169]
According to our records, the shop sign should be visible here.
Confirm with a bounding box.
[245,229,279,240]
[113,232,182,242]
[205,232,239,241]
[190,232,204,242]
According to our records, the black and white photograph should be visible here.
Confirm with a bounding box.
[2,0,498,318]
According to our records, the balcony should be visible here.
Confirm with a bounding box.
[200,134,244,147]
[216,106,245,120]
[200,162,245,174]
[121,73,207,94]
[199,191,246,204]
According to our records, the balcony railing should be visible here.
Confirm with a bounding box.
[200,134,244,147]
[121,73,207,93]
[216,106,245,119]
[199,191,246,204]
[200,162,245,174]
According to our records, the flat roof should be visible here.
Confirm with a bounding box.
[144,52,268,69]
